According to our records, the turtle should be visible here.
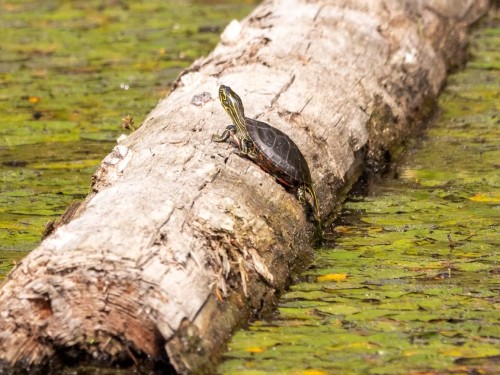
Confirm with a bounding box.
[212,84,320,222]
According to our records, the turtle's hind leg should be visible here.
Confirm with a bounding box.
[306,185,320,220]
[297,187,315,221]
[297,186,322,228]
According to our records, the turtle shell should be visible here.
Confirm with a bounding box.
[245,117,312,187]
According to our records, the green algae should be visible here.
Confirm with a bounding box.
[219,18,500,375]
[0,0,257,278]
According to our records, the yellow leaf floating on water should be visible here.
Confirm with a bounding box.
[28,95,41,104]
[334,225,350,233]
[32,69,48,78]
[244,346,265,353]
[400,169,418,181]
[469,192,500,203]
[403,349,419,357]
[439,348,467,357]
[347,341,373,349]
[294,370,329,375]
[317,273,348,282]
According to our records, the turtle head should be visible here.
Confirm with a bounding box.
[219,85,246,131]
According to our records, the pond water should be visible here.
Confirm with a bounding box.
[218,17,499,375]
[0,0,257,277]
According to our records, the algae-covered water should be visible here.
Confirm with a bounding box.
[219,17,500,375]
[0,0,257,277]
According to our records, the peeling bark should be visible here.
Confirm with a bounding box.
[0,0,489,374]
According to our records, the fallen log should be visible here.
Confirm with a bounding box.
[0,0,489,373]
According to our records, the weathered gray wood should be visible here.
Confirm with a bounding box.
[0,0,489,373]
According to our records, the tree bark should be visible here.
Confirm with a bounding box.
[0,0,489,374]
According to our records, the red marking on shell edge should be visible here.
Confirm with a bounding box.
[249,142,298,189]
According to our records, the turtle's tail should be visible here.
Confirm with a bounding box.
[307,185,320,223]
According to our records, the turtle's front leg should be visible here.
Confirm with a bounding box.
[212,125,237,143]
[212,125,254,159]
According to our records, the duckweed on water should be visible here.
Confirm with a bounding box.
[0,0,257,276]
[219,19,499,375]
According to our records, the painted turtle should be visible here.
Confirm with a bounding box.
[212,85,320,221]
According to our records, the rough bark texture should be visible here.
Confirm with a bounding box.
[0,0,489,374]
